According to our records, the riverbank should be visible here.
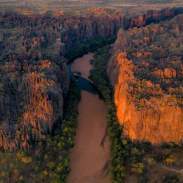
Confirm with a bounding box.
[89,46,126,182]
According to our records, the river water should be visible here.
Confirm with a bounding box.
[67,53,111,183]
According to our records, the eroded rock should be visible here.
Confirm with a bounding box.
[108,15,183,143]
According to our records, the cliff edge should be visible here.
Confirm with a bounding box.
[108,16,183,143]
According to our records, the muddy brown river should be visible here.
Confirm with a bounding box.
[67,53,111,183]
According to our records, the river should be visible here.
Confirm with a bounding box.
[67,53,111,183]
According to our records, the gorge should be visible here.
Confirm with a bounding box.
[1,4,183,183]
[1,6,183,150]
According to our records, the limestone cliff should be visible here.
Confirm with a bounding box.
[108,16,183,143]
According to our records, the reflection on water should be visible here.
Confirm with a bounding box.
[74,76,97,94]
[68,64,103,98]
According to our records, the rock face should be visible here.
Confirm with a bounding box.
[61,7,183,56]
[0,59,69,150]
[0,9,123,59]
[0,13,70,150]
[1,7,183,59]
[61,9,122,53]
[123,7,183,29]
[108,16,183,144]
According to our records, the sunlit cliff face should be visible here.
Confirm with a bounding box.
[108,51,183,143]
[108,16,183,144]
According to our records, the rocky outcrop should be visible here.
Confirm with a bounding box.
[1,7,183,59]
[61,7,183,57]
[123,7,183,29]
[60,9,122,54]
[108,15,183,144]
[0,9,123,58]
[0,9,72,150]
[0,59,69,150]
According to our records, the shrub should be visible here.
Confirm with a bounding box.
[163,174,180,183]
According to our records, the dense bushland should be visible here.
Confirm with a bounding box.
[65,36,116,62]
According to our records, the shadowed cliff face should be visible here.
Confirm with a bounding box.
[0,9,123,59]
[0,59,69,150]
[1,7,183,59]
[59,7,183,57]
[108,15,183,143]
[123,7,183,29]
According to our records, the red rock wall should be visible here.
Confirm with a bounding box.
[108,28,183,144]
